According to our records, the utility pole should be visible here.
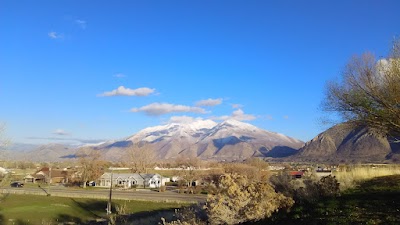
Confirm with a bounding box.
[159,174,163,192]
[107,171,113,215]
[47,167,51,196]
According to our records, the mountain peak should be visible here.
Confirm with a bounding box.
[218,119,258,130]
[184,119,217,130]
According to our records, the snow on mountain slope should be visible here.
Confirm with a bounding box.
[114,119,304,160]
[128,119,217,143]
[191,119,303,159]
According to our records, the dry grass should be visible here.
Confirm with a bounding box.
[333,164,400,190]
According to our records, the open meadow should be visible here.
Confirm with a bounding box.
[333,164,400,190]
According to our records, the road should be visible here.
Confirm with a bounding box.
[0,186,206,203]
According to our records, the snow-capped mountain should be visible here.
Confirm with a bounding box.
[7,120,304,162]
[97,119,304,160]
[128,119,217,143]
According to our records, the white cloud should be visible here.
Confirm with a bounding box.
[53,129,69,136]
[212,109,257,121]
[98,86,155,97]
[131,103,207,116]
[195,98,223,107]
[231,109,257,121]
[48,31,63,39]
[283,115,289,119]
[168,116,203,124]
[75,19,87,29]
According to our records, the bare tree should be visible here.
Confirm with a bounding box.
[126,143,155,173]
[323,39,400,140]
[0,123,11,203]
[175,155,204,192]
[0,123,10,153]
[76,147,104,188]
[223,158,269,182]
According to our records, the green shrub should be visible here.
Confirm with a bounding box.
[165,182,178,186]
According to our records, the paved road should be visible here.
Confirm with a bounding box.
[0,186,206,203]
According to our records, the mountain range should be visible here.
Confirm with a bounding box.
[5,120,304,162]
[92,119,304,161]
[5,120,400,163]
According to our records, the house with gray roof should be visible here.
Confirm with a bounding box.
[97,173,168,188]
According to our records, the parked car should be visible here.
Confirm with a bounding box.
[10,181,24,187]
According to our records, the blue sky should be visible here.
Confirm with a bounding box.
[1,0,399,145]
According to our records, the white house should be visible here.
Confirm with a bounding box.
[97,173,168,188]
[0,167,9,175]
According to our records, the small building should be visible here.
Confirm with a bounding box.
[315,168,332,178]
[289,171,304,179]
[23,174,35,183]
[97,173,167,188]
[23,167,71,184]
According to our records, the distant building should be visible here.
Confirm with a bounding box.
[97,173,168,188]
[315,167,332,178]
[23,167,72,184]
[289,171,304,179]
[0,167,10,175]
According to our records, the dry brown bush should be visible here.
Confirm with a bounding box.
[205,173,294,224]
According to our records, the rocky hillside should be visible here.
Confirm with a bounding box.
[294,123,400,163]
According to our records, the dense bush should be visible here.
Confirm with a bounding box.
[205,174,294,224]
[270,173,340,204]
[318,175,340,197]
[164,173,294,225]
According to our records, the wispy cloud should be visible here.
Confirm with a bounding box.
[53,129,69,136]
[168,116,203,124]
[212,109,257,121]
[131,103,207,116]
[48,31,63,39]
[98,86,155,97]
[195,98,223,107]
[27,136,105,145]
[114,73,126,78]
[231,104,243,109]
[75,19,87,29]
[283,115,289,119]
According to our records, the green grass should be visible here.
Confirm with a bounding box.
[259,175,400,225]
[0,194,188,224]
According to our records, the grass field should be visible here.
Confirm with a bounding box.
[333,164,400,190]
[0,194,188,224]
